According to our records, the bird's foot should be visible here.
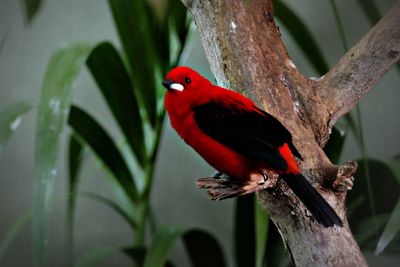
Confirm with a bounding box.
[197,172,261,200]
[260,171,279,191]
[213,172,231,181]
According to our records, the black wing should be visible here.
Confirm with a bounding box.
[193,101,302,171]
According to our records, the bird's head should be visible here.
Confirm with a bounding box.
[162,66,210,94]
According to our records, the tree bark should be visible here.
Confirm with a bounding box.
[320,1,400,132]
[180,0,400,266]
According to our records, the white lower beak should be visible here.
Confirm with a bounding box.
[170,83,184,91]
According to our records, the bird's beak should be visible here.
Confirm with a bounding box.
[162,79,184,91]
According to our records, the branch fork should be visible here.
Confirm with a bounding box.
[182,0,400,265]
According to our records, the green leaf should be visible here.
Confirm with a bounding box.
[147,4,170,71]
[66,133,84,265]
[33,43,93,267]
[275,1,329,74]
[348,159,399,217]
[374,156,400,253]
[80,192,136,229]
[355,105,375,221]
[22,0,42,22]
[235,195,255,267]
[324,127,346,164]
[183,229,226,267]
[265,221,291,267]
[68,105,138,203]
[376,198,400,254]
[0,212,31,263]
[143,225,185,267]
[166,0,190,69]
[388,156,400,185]
[347,159,400,249]
[123,246,147,266]
[124,246,177,267]
[354,214,388,249]
[76,246,121,267]
[255,196,268,267]
[107,0,158,126]
[328,0,349,52]
[0,102,31,153]
[86,42,146,167]
[356,0,380,25]
[168,0,189,46]
[68,134,84,197]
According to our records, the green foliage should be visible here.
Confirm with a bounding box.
[143,226,185,267]
[22,0,42,22]
[324,127,346,164]
[235,195,256,267]
[76,246,122,267]
[66,133,84,264]
[348,159,400,249]
[356,0,380,24]
[235,195,291,267]
[86,42,146,167]
[68,105,139,203]
[63,0,190,265]
[265,223,291,267]
[376,197,400,254]
[376,155,400,252]
[33,43,94,267]
[255,197,269,267]
[123,246,147,266]
[0,212,31,263]
[183,229,227,267]
[107,0,158,126]
[275,1,329,74]
[80,192,136,228]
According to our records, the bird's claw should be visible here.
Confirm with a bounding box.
[260,171,279,190]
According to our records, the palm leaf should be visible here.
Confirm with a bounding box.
[183,229,226,267]
[86,42,146,167]
[143,226,185,267]
[67,105,138,203]
[33,43,93,267]
[107,0,157,126]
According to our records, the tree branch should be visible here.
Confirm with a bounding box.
[181,0,399,266]
[320,1,400,130]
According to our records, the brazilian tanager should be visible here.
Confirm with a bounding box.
[163,66,342,227]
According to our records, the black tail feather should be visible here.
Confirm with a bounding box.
[281,173,343,227]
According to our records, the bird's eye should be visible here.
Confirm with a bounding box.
[185,77,191,84]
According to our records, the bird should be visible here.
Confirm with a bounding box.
[162,66,342,227]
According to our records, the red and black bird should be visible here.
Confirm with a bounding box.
[163,66,342,227]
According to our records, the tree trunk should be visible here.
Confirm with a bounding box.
[180,0,400,266]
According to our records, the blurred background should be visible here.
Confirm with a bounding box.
[0,0,399,266]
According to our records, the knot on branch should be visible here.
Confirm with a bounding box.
[332,160,358,193]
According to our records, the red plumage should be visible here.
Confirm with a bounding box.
[163,66,342,227]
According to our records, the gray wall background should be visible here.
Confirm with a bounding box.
[0,0,399,266]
